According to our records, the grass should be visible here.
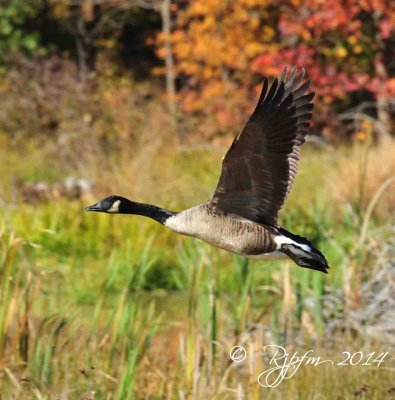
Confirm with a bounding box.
[0,138,394,398]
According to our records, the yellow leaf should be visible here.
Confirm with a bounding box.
[335,47,347,58]
[353,45,363,54]
[354,131,367,142]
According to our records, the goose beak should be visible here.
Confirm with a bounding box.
[85,202,104,212]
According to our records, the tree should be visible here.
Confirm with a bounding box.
[0,0,41,64]
[159,0,395,139]
[49,0,135,81]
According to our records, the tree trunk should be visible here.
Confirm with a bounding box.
[160,0,176,115]
[375,61,391,144]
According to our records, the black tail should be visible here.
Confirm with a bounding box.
[276,228,329,274]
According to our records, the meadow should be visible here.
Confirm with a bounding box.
[1,0,394,397]
[0,133,394,399]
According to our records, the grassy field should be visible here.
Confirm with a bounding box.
[0,138,394,399]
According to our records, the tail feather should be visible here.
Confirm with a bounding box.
[275,228,329,274]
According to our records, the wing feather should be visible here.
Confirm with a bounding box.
[210,67,314,224]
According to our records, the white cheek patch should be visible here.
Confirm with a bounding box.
[107,200,121,213]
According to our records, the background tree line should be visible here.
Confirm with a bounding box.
[0,0,394,146]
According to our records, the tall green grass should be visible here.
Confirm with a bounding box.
[0,141,394,398]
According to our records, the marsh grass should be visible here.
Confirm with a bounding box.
[0,140,394,398]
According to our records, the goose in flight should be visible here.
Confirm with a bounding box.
[86,67,329,273]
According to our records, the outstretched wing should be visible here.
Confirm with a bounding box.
[210,67,314,225]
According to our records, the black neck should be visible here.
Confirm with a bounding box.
[120,198,176,224]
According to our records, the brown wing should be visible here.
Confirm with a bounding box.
[210,67,314,225]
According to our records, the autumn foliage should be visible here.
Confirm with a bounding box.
[0,0,393,143]
[161,0,395,138]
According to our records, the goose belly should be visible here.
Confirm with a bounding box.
[165,210,276,256]
[248,251,286,260]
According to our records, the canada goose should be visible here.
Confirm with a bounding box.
[86,67,329,273]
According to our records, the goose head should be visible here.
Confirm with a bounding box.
[85,195,127,214]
